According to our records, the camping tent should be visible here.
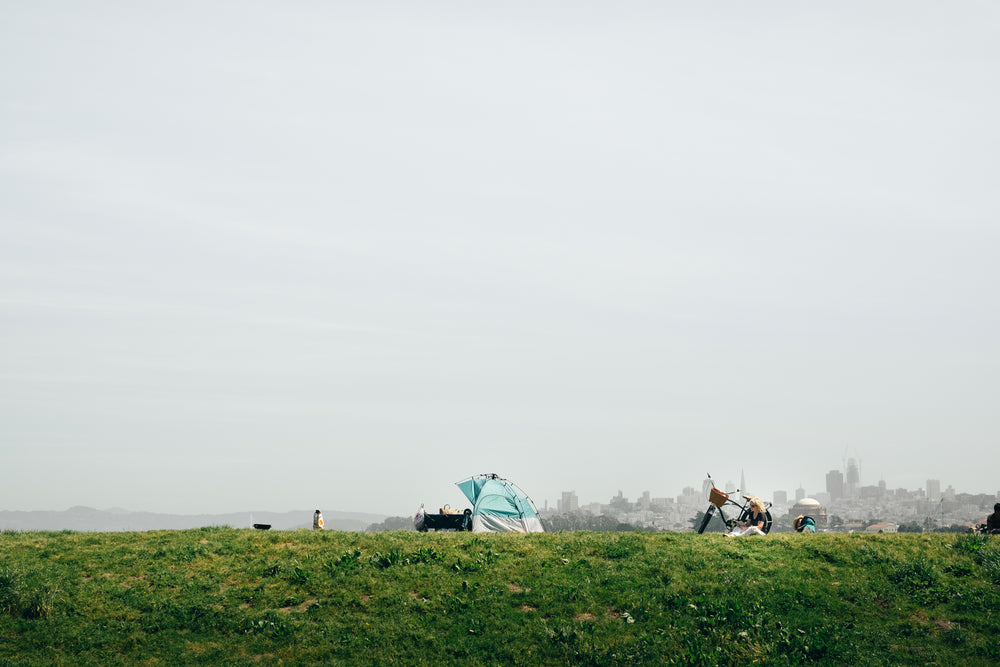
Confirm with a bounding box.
[456,473,544,533]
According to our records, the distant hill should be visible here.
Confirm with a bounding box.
[0,506,387,532]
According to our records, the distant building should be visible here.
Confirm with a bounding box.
[773,490,787,506]
[867,522,898,533]
[679,487,702,507]
[650,497,673,510]
[609,490,631,512]
[860,485,882,500]
[927,479,941,503]
[826,470,844,502]
[795,486,806,502]
[637,491,651,511]
[846,458,860,499]
[558,491,579,513]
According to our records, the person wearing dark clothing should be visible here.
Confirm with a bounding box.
[727,496,768,537]
[986,503,1000,534]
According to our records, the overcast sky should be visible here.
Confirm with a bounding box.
[3,2,998,517]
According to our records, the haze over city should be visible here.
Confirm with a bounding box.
[3,2,998,519]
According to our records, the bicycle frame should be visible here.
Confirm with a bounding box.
[696,481,773,534]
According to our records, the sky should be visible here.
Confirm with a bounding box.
[2,2,999,517]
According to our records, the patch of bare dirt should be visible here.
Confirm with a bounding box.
[278,599,319,614]
[933,618,954,632]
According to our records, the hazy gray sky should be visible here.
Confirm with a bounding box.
[3,2,998,517]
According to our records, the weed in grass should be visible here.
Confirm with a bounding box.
[0,568,60,620]
[370,550,405,569]
[452,557,476,573]
[0,568,23,615]
[953,532,990,555]
[857,541,892,565]
[886,560,949,605]
[978,551,1000,584]
[473,548,500,567]
[409,546,442,563]
[341,549,363,569]
[241,612,294,638]
[598,535,645,560]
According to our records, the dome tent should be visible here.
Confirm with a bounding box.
[456,473,544,533]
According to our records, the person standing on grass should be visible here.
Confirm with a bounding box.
[313,509,325,530]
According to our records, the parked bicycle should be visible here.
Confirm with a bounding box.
[696,474,773,534]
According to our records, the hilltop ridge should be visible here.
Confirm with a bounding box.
[0,507,387,532]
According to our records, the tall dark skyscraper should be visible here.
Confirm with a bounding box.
[826,469,844,502]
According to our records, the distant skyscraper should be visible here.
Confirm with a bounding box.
[773,490,787,506]
[926,479,941,503]
[795,485,805,501]
[638,491,651,510]
[558,491,579,513]
[826,470,844,502]
[846,458,860,499]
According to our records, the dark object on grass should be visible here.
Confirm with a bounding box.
[253,523,271,530]
[415,508,472,532]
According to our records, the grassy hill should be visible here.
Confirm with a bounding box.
[1,528,998,665]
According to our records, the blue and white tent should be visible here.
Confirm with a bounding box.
[456,473,544,533]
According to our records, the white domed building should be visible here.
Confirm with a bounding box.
[790,497,827,528]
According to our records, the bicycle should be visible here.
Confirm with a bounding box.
[696,474,773,534]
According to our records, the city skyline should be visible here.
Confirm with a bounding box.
[543,459,997,515]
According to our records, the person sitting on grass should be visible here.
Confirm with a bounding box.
[793,515,816,533]
[985,503,1000,535]
[726,496,768,537]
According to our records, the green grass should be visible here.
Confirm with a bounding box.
[1,529,999,665]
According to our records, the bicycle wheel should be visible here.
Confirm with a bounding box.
[696,506,716,534]
[737,507,773,534]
